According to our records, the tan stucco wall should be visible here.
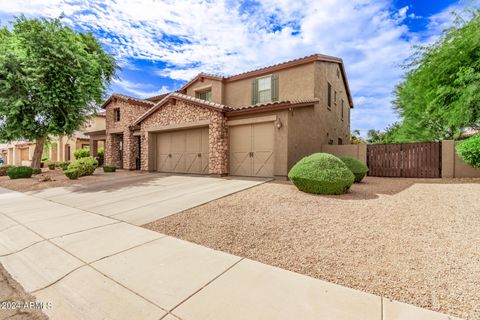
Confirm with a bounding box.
[185,78,224,104]
[223,63,315,107]
[442,140,480,178]
[83,115,106,132]
[321,144,367,164]
[227,110,289,177]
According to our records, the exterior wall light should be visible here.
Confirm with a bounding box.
[276,119,282,129]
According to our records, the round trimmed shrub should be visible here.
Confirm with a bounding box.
[456,135,480,168]
[339,157,369,183]
[103,164,116,173]
[74,148,90,160]
[288,153,354,195]
[67,157,98,177]
[7,166,33,179]
[47,163,56,170]
[32,168,42,175]
[0,165,13,176]
[64,168,80,180]
[56,161,70,171]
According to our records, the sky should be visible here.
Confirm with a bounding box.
[0,0,476,136]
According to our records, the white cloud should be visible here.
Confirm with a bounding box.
[112,79,170,98]
[0,0,474,134]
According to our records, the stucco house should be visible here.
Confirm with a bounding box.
[102,54,353,178]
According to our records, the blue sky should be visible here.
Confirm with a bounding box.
[0,0,476,136]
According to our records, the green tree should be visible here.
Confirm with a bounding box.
[392,8,480,142]
[350,130,366,144]
[0,17,117,168]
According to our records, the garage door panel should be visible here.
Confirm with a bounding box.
[252,122,274,177]
[229,125,252,176]
[156,133,172,172]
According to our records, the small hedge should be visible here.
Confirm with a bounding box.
[64,168,80,180]
[32,168,42,175]
[56,161,70,170]
[7,166,33,179]
[67,157,98,177]
[74,148,90,160]
[103,164,116,173]
[47,163,56,170]
[0,165,13,176]
[288,153,354,195]
[456,135,480,168]
[339,157,369,183]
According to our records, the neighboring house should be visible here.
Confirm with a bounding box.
[4,113,106,165]
[102,54,353,178]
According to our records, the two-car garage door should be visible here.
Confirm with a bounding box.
[229,122,274,177]
[155,127,209,174]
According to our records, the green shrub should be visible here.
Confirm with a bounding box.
[68,157,98,177]
[96,147,105,167]
[56,161,71,170]
[47,163,56,170]
[0,165,13,176]
[7,166,33,179]
[339,157,369,183]
[64,168,80,180]
[32,168,42,175]
[103,164,116,173]
[41,156,49,161]
[456,135,480,168]
[74,148,90,160]
[288,153,354,195]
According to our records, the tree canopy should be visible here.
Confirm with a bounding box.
[392,8,480,142]
[0,17,117,167]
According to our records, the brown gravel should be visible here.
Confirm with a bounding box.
[0,263,48,320]
[144,177,480,320]
[0,169,142,192]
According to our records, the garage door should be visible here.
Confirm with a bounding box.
[229,122,274,177]
[156,127,209,174]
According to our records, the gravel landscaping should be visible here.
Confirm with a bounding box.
[144,177,480,320]
[0,264,48,320]
[0,169,139,192]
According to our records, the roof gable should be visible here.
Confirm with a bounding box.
[101,93,155,109]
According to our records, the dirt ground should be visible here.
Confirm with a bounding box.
[0,168,139,192]
[0,264,48,320]
[145,177,480,320]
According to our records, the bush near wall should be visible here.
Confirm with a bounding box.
[67,157,98,177]
[0,165,13,176]
[32,168,42,175]
[56,161,70,170]
[64,168,80,180]
[339,157,369,183]
[456,135,480,168]
[74,148,90,160]
[47,163,56,170]
[103,164,116,173]
[7,166,33,179]
[288,153,354,195]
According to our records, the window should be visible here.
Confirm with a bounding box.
[341,99,344,121]
[338,138,343,145]
[327,82,332,109]
[114,108,121,122]
[196,90,212,102]
[251,74,278,104]
[334,90,337,105]
[258,76,272,103]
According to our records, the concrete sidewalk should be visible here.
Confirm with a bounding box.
[0,187,461,320]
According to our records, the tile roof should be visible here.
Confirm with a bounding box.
[227,98,319,111]
[101,93,156,109]
[145,92,171,102]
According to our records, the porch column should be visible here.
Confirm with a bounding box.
[90,138,98,157]
[122,129,136,170]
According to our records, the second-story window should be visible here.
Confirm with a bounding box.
[196,90,212,102]
[327,82,332,110]
[251,74,279,104]
[114,108,121,122]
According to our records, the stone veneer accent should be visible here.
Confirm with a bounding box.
[105,99,151,169]
[140,100,228,175]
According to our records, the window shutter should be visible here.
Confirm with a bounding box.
[251,79,259,104]
[271,74,279,102]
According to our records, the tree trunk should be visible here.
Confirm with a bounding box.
[31,137,45,169]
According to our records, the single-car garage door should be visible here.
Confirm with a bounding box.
[229,122,274,177]
[156,127,209,174]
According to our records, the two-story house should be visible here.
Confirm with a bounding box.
[102,54,353,178]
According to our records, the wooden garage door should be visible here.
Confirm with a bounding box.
[229,122,274,177]
[156,127,209,174]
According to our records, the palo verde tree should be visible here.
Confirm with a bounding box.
[0,17,117,168]
[392,8,480,142]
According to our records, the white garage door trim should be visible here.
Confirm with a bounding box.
[146,120,210,132]
[227,115,277,127]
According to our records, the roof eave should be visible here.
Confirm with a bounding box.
[226,101,318,117]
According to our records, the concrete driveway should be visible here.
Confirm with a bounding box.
[0,186,459,320]
[26,173,265,225]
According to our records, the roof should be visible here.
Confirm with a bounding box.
[145,92,171,102]
[96,111,106,117]
[226,98,319,116]
[133,92,227,126]
[178,54,354,107]
[101,93,156,109]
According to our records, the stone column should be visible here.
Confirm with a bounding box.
[122,129,136,170]
[90,139,98,157]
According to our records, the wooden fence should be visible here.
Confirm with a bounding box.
[367,142,441,178]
